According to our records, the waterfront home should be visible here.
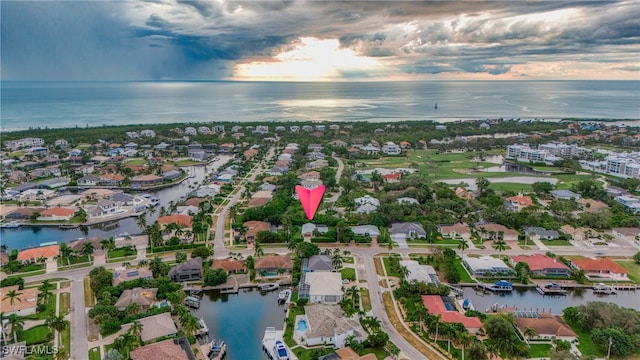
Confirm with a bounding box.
[438,224,472,240]
[137,313,178,342]
[475,223,519,241]
[114,287,158,311]
[20,189,55,201]
[550,189,580,200]
[254,255,293,276]
[504,194,534,212]
[319,347,377,360]
[302,255,334,272]
[169,257,203,282]
[17,245,60,263]
[5,208,44,221]
[0,252,9,266]
[111,192,134,206]
[301,272,343,304]
[68,238,102,253]
[78,174,100,186]
[612,227,640,242]
[211,259,245,274]
[131,174,163,188]
[350,225,380,238]
[523,227,560,240]
[390,222,427,240]
[510,254,571,277]
[301,223,328,237]
[243,221,274,242]
[158,215,193,229]
[99,173,125,186]
[0,286,39,316]
[302,305,365,348]
[397,197,419,205]
[81,188,115,200]
[514,314,576,341]
[399,260,439,284]
[130,337,195,360]
[38,207,75,221]
[112,267,153,286]
[570,258,628,280]
[87,200,119,218]
[463,256,516,278]
[421,295,483,334]
[162,170,182,180]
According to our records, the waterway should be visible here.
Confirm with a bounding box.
[0,156,232,251]
[191,288,287,360]
[461,287,640,314]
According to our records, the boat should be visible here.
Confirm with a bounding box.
[434,102,438,110]
[491,280,513,292]
[1,221,23,228]
[462,299,472,310]
[258,283,279,292]
[185,295,201,308]
[208,339,226,359]
[197,318,209,335]
[277,289,291,303]
[273,340,289,360]
[39,241,58,247]
[593,283,617,295]
[537,282,567,295]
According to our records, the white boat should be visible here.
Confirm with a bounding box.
[0,221,22,228]
[273,340,289,360]
[277,289,291,303]
[593,283,617,295]
[258,283,279,292]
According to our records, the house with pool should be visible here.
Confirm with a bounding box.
[294,305,365,349]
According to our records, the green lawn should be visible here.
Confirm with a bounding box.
[60,292,70,316]
[543,239,572,246]
[126,158,147,166]
[21,325,50,345]
[615,261,640,283]
[360,288,372,311]
[341,268,356,281]
[453,261,474,283]
[61,325,71,356]
[527,343,552,358]
[84,277,95,307]
[565,319,602,357]
[343,256,354,264]
[382,257,402,278]
[21,296,56,320]
[107,247,136,259]
[88,347,101,360]
[488,182,533,193]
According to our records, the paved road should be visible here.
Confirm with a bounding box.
[328,154,345,203]
[69,277,88,360]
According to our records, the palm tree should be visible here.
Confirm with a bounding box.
[129,320,143,345]
[432,314,442,342]
[45,314,67,348]
[254,241,264,258]
[332,253,343,270]
[136,215,147,233]
[82,242,94,260]
[181,314,200,337]
[486,343,499,360]
[397,265,410,283]
[494,239,507,253]
[7,314,24,343]
[114,332,136,358]
[3,290,22,313]
[287,239,299,252]
[458,239,469,259]
[455,330,473,360]
[524,326,536,343]
[38,280,54,305]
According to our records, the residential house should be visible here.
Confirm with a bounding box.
[5,208,44,221]
[78,174,100,186]
[243,221,273,242]
[0,286,39,316]
[559,225,598,241]
[360,145,380,155]
[510,254,571,277]
[612,227,640,242]
[301,223,328,237]
[302,125,313,132]
[20,189,55,201]
[198,126,212,134]
[99,173,125,186]
[88,200,119,218]
[390,222,427,240]
[131,174,163,188]
[130,338,195,360]
[399,260,439,284]
[348,225,378,238]
[184,127,197,136]
[382,172,401,183]
[550,190,580,200]
[158,215,193,228]
[211,259,245,274]
[290,126,300,133]
[570,258,628,280]
[137,313,178,342]
[303,272,343,304]
[306,159,329,170]
[244,148,259,158]
[254,255,293,275]
[396,197,419,205]
[112,267,153,286]
[38,207,75,221]
[463,256,516,278]
[523,227,560,240]
[455,187,475,200]
[438,224,472,240]
[475,223,519,241]
[298,171,321,181]
[302,305,365,348]
[114,287,158,311]
[381,142,401,155]
[169,257,203,282]
[504,194,534,212]
[302,255,334,272]
[140,130,156,138]
[436,125,447,131]
[17,245,60,263]
[514,314,576,341]
[422,295,483,334]
[54,139,69,148]
[354,195,380,207]
[330,140,348,147]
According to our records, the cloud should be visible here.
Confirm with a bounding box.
[613,65,640,71]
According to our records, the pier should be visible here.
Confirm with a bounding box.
[536,283,567,296]
[476,280,513,293]
[258,283,280,292]
[262,327,297,360]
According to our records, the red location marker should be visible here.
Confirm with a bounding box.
[295,185,326,220]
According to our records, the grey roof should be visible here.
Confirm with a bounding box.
[114,287,158,309]
[137,313,178,342]
[399,260,439,284]
[304,304,364,339]
[112,192,134,203]
[302,223,316,235]
[524,227,560,238]
[307,255,334,272]
[550,190,580,199]
[355,203,378,214]
[169,257,202,276]
[397,197,419,205]
[391,222,426,237]
[350,225,380,237]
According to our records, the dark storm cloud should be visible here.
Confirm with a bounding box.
[1,0,638,80]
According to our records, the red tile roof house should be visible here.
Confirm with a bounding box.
[475,224,519,241]
[510,254,571,277]
[571,258,628,281]
[212,259,246,274]
[504,194,534,212]
[254,255,293,277]
[130,174,163,188]
[422,295,483,334]
[38,207,75,221]
[514,314,576,342]
[382,172,401,183]
[158,215,193,228]
[17,245,60,264]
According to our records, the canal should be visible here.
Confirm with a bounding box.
[461,287,640,314]
[1,156,232,251]
[191,288,287,360]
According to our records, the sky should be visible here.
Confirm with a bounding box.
[1,1,639,81]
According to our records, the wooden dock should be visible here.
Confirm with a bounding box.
[262,327,297,360]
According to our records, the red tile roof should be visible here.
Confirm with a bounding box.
[17,245,60,261]
[572,258,627,274]
[382,172,401,180]
[158,215,192,228]
[212,259,245,273]
[421,295,483,330]
[506,195,533,207]
[511,254,569,271]
[40,207,75,217]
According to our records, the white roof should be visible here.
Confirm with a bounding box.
[399,260,438,284]
[463,256,511,272]
[306,272,343,297]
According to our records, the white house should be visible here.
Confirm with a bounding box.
[305,272,343,304]
[301,305,365,348]
[185,127,197,136]
[350,225,380,237]
[381,142,401,155]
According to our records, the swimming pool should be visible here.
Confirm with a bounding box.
[296,319,308,332]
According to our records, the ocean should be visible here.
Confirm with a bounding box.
[1,80,639,131]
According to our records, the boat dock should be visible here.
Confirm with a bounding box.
[185,295,201,308]
[476,280,513,293]
[197,318,209,336]
[199,339,227,360]
[262,327,297,360]
[536,283,567,296]
[258,283,280,292]
[593,283,617,295]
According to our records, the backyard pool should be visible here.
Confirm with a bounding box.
[296,319,308,332]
